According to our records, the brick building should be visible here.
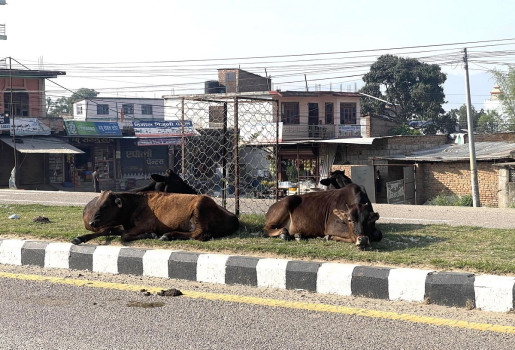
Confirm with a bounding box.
[331,134,515,207]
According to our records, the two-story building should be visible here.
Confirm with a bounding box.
[0,68,85,189]
[68,97,174,189]
[163,68,366,199]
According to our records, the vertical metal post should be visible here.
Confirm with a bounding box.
[463,48,481,207]
[222,102,227,208]
[233,97,239,216]
[9,57,17,189]
[181,97,185,179]
[275,100,280,201]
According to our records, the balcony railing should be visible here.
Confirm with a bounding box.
[281,124,361,141]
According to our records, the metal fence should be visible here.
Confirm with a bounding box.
[167,96,280,215]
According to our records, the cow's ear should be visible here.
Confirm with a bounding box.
[320,178,330,186]
[369,212,380,222]
[115,197,123,208]
[151,174,166,182]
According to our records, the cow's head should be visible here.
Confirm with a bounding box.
[333,205,380,249]
[88,191,124,229]
[320,170,353,190]
[151,169,198,194]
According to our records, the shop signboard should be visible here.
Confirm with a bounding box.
[64,120,122,136]
[133,120,195,138]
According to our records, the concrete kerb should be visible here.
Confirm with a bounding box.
[1,238,514,313]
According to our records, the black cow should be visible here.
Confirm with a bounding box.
[76,191,239,243]
[131,169,197,194]
[320,170,353,189]
[264,183,382,249]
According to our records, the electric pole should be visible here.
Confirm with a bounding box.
[463,48,480,207]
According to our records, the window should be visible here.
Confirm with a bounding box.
[141,104,153,115]
[76,104,83,115]
[97,104,109,115]
[325,102,333,124]
[340,103,356,124]
[281,102,299,124]
[122,103,134,115]
[308,103,319,125]
[510,168,515,182]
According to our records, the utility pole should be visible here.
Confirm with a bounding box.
[463,48,480,207]
[9,56,17,189]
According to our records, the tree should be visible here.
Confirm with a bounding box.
[449,104,484,131]
[477,110,505,133]
[490,66,515,129]
[47,88,99,117]
[360,55,447,124]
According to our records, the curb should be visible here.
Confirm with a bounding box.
[1,238,514,313]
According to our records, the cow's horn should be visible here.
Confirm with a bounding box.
[115,197,123,208]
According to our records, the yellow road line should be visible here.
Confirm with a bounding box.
[1,271,514,334]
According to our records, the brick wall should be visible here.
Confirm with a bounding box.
[419,161,499,207]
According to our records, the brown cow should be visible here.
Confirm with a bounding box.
[75,169,197,245]
[263,183,382,249]
[73,191,239,244]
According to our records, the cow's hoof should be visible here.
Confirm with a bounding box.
[294,234,303,242]
[71,237,82,245]
[279,233,292,241]
[159,235,170,241]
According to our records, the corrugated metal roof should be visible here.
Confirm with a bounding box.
[375,142,515,162]
[1,137,84,154]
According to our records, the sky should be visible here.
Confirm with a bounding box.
[1,0,514,112]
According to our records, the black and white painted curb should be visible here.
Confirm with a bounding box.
[1,238,514,313]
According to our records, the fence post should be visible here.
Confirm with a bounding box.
[233,97,240,216]
[222,102,228,208]
[181,97,185,179]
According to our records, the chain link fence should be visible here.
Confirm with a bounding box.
[166,96,280,215]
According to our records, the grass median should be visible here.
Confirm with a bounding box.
[1,204,514,275]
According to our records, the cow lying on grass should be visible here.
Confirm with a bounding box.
[73,191,239,244]
[74,169,198,245]
[263,183,382,250]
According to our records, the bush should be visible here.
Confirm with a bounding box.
[426,193,473,207]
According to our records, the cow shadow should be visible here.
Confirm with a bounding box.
[374,223,447,252]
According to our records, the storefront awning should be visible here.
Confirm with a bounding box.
[1,137,85,154]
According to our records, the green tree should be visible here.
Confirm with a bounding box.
[477,110,505,133]
[490,67,515,130]
[447,104,484,130]
[360,55,447,124]
[491,67,515,118]
[47,96,70,117]
[47,88,99,117]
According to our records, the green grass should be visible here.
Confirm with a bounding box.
[1,204,514,275]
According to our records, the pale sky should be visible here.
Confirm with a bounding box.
[1,0,514,111]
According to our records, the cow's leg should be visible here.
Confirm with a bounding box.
[264,214,293,240]
[71,227,123,245]
[120,228,158,242]
[160,230,198,241]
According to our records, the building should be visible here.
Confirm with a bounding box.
[0,68,84,189]
[163,68,367,199]
[67,97,176,190]
[73,97,164,122]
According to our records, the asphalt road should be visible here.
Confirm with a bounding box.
[1,264,514,350]
[1,189,515,229]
